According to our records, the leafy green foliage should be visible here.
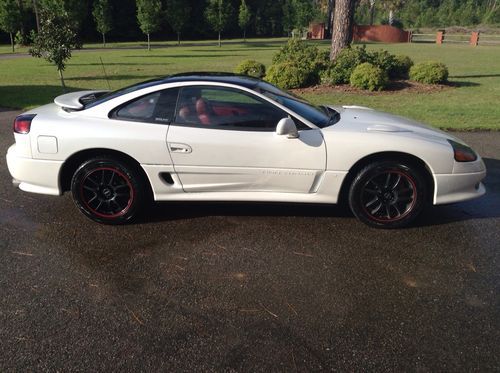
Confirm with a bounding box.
[321,46,371,85]
[29,6,79,87]
[350,62,388,91]
[238,0,251,39]
[92,0,113,37]
[40,0,88,30]
[166,0,191,43]
[391,55,414,79]
[410,61,449,84]
[271,38,328,85]
[136,0,162,36]
[205,0,233,33]
[266,61,310,89]
[0,0,22,34]
[0,0,22,51]
[234,59,266,78]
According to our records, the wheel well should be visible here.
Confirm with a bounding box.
[59,148,153,198]
[338,152,435,205]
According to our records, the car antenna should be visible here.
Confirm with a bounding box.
[99,56,112,90]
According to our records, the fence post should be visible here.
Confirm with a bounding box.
[436,31,444,44]
[470,31,480,46]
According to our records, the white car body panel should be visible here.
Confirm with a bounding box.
[6,77,486,210]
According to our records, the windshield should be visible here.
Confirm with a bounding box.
[257,82,339,128]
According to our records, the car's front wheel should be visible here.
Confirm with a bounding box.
[348,160,427,228]
[71,157,146,224]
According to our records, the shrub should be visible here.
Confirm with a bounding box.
[234,60,266,78]
[368,49,397,76]
[410,61,449,84]
[350,62,388,91]
[320,45,371,85]
[390,55,414,79]
[265,62,310,89]
[270,38,326,86]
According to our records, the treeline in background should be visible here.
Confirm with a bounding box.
[1,0,499,45]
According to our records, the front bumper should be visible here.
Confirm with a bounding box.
[434,158,486,205]
[6,144,63,196]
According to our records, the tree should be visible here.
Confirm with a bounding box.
[40,0,88,31]
[282,0,295,36]
[29,6,78,88]
[32,0,40,31]
[136,0,162,51]
[0,0,22,53]
[238,0,251,41]
[93,0,112,47]
[165,0,191,45]
[330,0,356,61]
[381,0,405,24]
[205,0,233,47]
[293,0,316,31]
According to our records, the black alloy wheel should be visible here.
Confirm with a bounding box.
[71,157,146,224]
[348,161,427,228]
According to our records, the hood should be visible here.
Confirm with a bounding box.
[327,105,462,144]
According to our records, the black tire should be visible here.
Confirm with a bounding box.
[71,156,146,224]
[348,160,427,228]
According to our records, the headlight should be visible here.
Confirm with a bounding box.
[447,139,477,162]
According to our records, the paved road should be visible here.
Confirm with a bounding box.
[0,108,499,371]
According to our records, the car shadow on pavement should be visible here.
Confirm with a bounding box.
[139,157,500,228]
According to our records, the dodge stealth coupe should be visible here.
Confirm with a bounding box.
[6,73,486,228]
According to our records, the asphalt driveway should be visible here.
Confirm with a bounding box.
[0,108,499,371]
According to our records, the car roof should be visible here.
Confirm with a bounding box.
[157,72,261,89]
[83,73,264,109]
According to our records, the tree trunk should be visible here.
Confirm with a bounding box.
[330,0,356,61]
[389,10,394,25]
[59,70,66,90]
[102,33,106,48]
[32,0,40,32]
[177,32,181,45]
[243,29,246,42]
[147,33,151,51]
[369,0,376,25]
[218,31,221,47]
[10,32,14,53]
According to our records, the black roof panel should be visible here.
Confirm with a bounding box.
[161,72,262,89]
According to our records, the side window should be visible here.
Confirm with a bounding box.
[174,86,287,131]
[113,88,179,124]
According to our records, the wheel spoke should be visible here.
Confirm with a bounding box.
[371,202,383,215]
[384,173,391,188]
[392,204,401,217]
[108,171,115,185]
[390,174,401,191]
[83,185,97,193]
[385,204,391,219]
[365,196,379,208]
[364,188,379,196]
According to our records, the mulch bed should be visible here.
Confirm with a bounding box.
[291,80,453,96]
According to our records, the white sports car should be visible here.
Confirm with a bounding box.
[6,73,486,228]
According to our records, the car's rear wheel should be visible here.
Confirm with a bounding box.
[71,157,146,224]
[348,160,427,228]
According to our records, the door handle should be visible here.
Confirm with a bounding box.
[168,142,192,154]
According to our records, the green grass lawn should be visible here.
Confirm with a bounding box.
[0,39,499,130]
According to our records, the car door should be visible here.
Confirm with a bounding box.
[166,85,326,193]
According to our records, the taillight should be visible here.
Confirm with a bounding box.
[13,114,36,134]
[447,139,477,162]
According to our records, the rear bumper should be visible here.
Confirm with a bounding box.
[6,144,63,196]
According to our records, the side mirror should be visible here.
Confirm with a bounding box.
[276,118,299,139]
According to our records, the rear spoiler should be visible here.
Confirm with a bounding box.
[54,90,109,111]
